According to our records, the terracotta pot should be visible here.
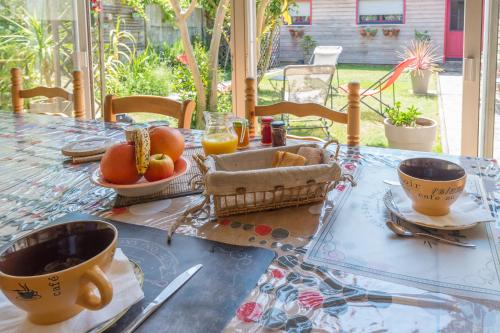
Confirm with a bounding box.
[384,117,437,152]
[410,69,432,94]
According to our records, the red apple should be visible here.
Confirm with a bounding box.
[144,154,175,182]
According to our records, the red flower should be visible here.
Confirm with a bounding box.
[176,54,189,65]
[271,269,285,279]
[336,184,346,192]
[344,163,356,171]
[298,291,324,309]
[236,302,263,323]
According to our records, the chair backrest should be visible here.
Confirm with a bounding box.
[103,95,195,129]
[11,68,85,119]
[362,57,416,97]
[312,46,343,66]
[246,78,361,145]
[283,65,335,106]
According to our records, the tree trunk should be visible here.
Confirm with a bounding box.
[169,0,207,128]
[207,0,229,112]
[255,0,271,61]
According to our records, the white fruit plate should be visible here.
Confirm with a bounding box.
[90,157,190,197]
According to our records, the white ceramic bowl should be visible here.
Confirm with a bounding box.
[91,157,190,197]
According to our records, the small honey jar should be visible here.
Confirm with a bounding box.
[233,119,250,149]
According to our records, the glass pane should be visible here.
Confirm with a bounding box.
[0,0,79,115]
[91,1,231,125]
[450,0,465,31]
[494,39,500,160]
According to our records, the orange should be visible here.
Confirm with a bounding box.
[149,126,185,162]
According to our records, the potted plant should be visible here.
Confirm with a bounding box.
[300,35,317,64]
[359,27,377,38]
[383,28,400,37]
[289,28,305,39]
[400,40,441,94]
[383,102,437,151]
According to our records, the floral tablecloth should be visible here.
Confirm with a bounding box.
[0,112,499,332]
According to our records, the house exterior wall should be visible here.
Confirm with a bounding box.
[279,0,446,65]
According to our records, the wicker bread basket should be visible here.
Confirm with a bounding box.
[195,141,350,216]
[167,140,354,241]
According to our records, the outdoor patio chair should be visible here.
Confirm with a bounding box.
[339,57,416,117]
[246,78,361,145]
[103,95,195,129]
[281,65,335,138]
[310,46,343,90]
[268,45,343,97]
[10,68,85,119]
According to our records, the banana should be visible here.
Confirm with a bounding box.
[133,128,150,175]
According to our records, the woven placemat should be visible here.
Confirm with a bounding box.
[114,147,204,208]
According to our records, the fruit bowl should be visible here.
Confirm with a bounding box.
[91,157,190,197]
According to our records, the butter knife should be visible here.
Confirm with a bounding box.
[122,264,203,333]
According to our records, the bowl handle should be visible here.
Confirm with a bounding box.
[76,265,113,310]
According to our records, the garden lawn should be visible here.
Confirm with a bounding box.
[259,64,442,152]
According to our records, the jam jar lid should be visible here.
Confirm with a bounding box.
[270,120,285,128]
[233,119,248,127]
[261,116,274,123]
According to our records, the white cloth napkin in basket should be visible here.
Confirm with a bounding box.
[0,249,144,333]
[389,184,495,229]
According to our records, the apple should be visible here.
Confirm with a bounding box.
[144,154,175,182]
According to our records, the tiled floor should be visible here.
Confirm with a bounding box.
[437,72,463,155]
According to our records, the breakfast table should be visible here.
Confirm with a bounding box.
[0,111,499,332]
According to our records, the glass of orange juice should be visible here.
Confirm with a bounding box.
[201,112,238,155]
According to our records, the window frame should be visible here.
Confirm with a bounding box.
[288,0,313,26]
[356,0,406,25]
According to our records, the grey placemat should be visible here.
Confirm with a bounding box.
[113,147,204,208]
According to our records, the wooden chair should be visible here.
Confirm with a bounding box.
[103,95,195,129]
[246,78,360,145]
[11,68,85,119]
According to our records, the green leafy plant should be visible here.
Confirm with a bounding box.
[385,102,421,127]
[103,18,172,97]
[415,29,431,42]
[299,34,317,63]
[0,7,71,87]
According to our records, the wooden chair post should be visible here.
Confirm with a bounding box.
[180,100,195,129]
[347,81,360,146]
[11,68,23,113]
[73,71,85,119]
[103,94,116,122]
[245,78,257,137]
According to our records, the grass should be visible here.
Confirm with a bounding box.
[259,64,442,152]
[118,64,442,153]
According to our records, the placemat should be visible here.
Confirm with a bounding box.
[55,213,275,333]
[305,159,500,301]
[113,147,204,208]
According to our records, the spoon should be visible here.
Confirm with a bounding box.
[386,221,476,248]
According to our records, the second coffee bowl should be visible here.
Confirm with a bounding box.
[398,157,466,216]
[0,220,117,325]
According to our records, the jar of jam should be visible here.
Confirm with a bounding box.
[260,117,274,145]
[233,119,250,149]
[271,121,286,147]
